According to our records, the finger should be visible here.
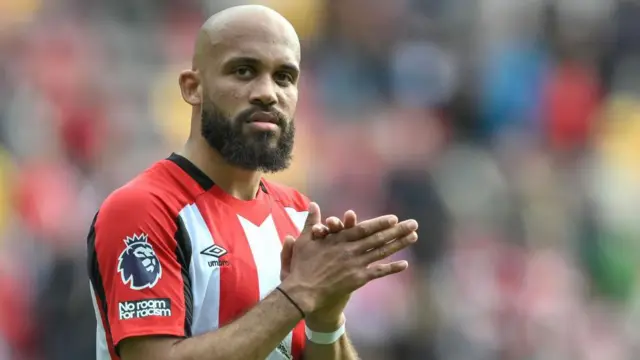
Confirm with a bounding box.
[366,260,409,281]
[343,210,357,229]
[280,235,295,281]
[302,202,322,234]
[311,224,330,239]
[325,216,344,233]
[353,219,418,252]
[341,215,399,242]
[282,235,295,261]
[361,231,418,264]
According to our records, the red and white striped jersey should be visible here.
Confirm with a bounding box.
[87,153,310,360]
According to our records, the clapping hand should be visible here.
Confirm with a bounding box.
[280,204,418,330]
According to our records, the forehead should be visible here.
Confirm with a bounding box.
[210,21,300,67]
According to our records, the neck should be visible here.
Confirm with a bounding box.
[181,137,263,201]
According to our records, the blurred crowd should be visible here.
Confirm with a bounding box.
[1,0,640,359]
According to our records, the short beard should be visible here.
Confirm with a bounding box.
[200,102,295,173]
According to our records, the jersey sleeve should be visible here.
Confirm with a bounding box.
[87,185,191,350]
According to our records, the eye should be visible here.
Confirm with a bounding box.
[274,72,294,85]
[234,66,256,80]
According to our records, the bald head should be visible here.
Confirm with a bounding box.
[193,5,300,71]
[178,5,302,173]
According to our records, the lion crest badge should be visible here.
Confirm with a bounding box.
[117,233,162,290]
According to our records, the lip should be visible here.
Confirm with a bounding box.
[248,111,278,124]
[246,122,279,131]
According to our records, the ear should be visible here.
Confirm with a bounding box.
[178,70,202,106]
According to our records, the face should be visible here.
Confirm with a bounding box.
[183,23,301,173]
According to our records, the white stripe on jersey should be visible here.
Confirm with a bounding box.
[284,208,308,233]
[179,203,221,335]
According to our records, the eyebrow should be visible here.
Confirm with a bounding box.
[224,56,300,74]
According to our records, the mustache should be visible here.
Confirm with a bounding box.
[236,106,288,126]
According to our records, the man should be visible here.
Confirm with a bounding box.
[87,5,418,360]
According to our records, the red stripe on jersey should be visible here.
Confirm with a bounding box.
[194,191,262,326]
[270,204,307,360]
[292,322,306,360]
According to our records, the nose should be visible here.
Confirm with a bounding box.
[249,75,277,108]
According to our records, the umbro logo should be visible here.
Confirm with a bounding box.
[200,245,230,268]
[200,244,227,258]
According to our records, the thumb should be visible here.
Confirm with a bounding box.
[302,202,321,233]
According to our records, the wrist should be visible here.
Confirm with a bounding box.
[278,279,316,315]
[305,316,347,345]
[306,312,345,332]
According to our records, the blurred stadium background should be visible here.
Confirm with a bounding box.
[1,0,640,359]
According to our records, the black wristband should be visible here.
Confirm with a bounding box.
[276,286,305,318]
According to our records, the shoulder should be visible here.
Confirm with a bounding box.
[90,167,191,257]
[261,179,309,212]
[99,182,164,220]
[96,161,194,229]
